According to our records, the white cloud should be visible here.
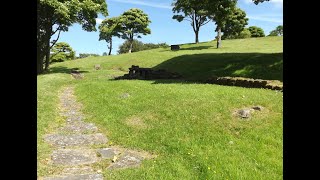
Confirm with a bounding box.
[109,0,172,9]
[96,18,104,24]
[247,15,283,23]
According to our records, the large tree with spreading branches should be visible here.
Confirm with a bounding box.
[37,0,108,74]
[205,0,237,48]
[118,8,151,53]
[221,8,248,40]
[98,17,121,55]
[172,0,211,44]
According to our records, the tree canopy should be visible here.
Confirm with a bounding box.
[118,8,151,53]
[248,26,265,37]
[50,42,75,63]
[221,8,248,40]
[205,0,237,48]
[268,25,283,36]
[172,0,211,44]
[99,17,121,55]
[37,0,108,74]
[253,0,270,4]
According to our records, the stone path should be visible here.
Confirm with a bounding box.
[41,87,154,180]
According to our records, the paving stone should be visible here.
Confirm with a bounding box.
[44,133,108,147]
[61,167,94,175]
[43,173,103,180]
[59,122,98,134]
[108,151,144,170]
[51,149,98,165]
[97,148,120,159]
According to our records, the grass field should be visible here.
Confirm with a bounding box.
[38,36,283,179]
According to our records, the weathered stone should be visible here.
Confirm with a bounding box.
[252,106,263,111]
[120,93,130,99]
[237,109,251,118]
[43,173,103,180]
[61,167,94,175]
[97,148,120,159]
[52,149,98,165]
[108,152,144,170]
[44,133,108,147]
[59,122,98,134]
[71,73,84,79]
[94,64,101,70]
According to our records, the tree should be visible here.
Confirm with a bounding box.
[253,0,270,4]
[221,8,248,40]
[102,52,108,56]
[248,26,265,37]
[37,0,108,74]
[118,8,151,53]
[238,28,251,39]
[78,53,100,59]
[50,42,75,63]
[99,17,121,55]
[205,0,237,48]
[118,40,169,54]
[268,25,283,36]
[118,40,145,54]
[172,0,211,44]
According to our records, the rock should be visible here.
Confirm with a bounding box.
[43,173,103,180]
[107,152,144,170]
[237,109,251,118]
[61,167,94,175]
[252,106,263,111]
[59,122,98,134]
[94,64,101,70]
[97,148,119,159]
[44,133,108,147]
[51,149,99,166]
[120,93,130,99]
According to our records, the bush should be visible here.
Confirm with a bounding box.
[238,28,251,39]
[50,42,75,63]
[118,40,169,54]
[248,26,265,37]
[78,53,100,59]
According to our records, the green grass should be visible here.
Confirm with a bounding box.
[38,37,283,179]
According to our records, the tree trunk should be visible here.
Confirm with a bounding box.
[195,30,199,44]
[108,38,112,55]
[128,39,133,53]
[44,39,50,70]
[37,47,44,74]
[216,26,222,49]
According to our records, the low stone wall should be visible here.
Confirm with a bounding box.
[115,65,181,80]
[205,76,283,91]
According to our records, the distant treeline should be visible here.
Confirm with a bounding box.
[118,40,169,54]
[77,53,101,59]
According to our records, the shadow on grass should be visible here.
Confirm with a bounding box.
[45,66,89,74]
[179,45,213,51]
[149,52,282,84]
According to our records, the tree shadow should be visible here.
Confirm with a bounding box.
[45,66,89,74]
[179,45,213,51]
[149,52,282,84]
[159,45,213,52]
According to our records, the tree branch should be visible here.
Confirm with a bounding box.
[201,19,212,26]
[50,29,61,49]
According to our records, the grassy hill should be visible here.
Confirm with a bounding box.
[38,37,283,179]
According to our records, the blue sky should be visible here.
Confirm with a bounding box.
[53,0,283,56]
